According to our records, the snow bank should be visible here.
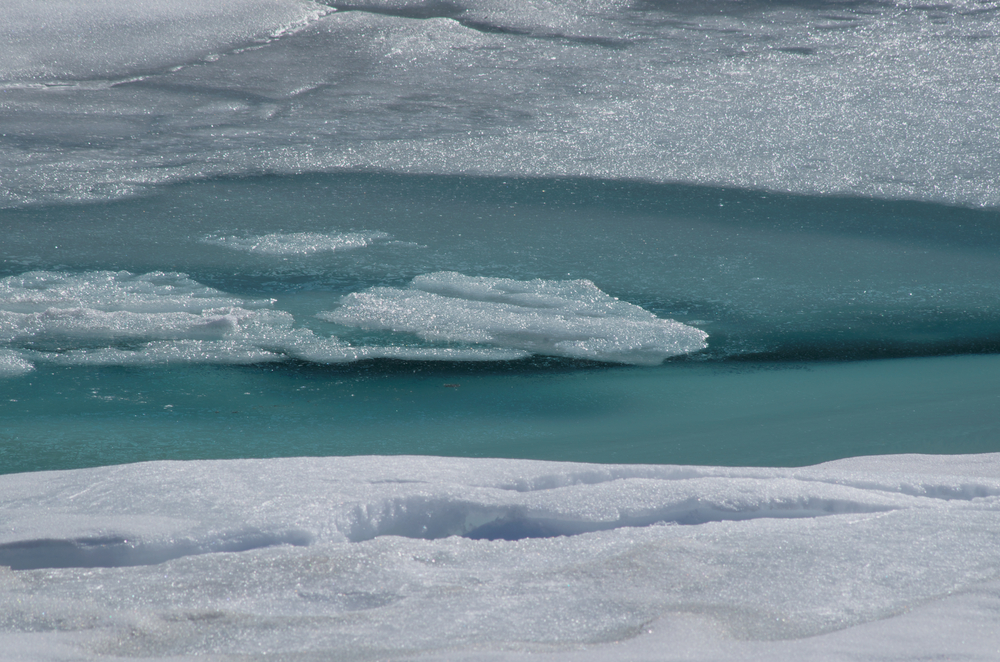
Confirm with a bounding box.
[1,454,999,660]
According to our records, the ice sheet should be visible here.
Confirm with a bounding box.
[1,453,999,660]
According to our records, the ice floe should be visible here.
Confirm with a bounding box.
[322,272,709,365]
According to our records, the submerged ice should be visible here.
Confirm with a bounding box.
[1,453,1000,660]
[201,230,391,255]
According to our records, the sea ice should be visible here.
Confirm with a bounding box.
[0,349,33,377]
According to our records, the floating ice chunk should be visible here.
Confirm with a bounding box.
[0,270,536,372]
[2,306,263,345]
[23,341,285,367]
[202,231,391,255]
[321,272,708,365]
[0,270,703,371]
[0,271,320,368]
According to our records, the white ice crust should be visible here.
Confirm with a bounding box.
[322,272,709,365]
[202,231,391,255]
[1,453,999,660]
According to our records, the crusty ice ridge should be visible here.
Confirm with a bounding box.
[1,453,999,660]
[321,271,708,365]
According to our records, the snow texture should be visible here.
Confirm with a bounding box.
[1,454,999,660]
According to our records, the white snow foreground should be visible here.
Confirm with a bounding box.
[1,454,999,661]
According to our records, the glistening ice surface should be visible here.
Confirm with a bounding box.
[3,0,1000,659]
[2,0,1000,207]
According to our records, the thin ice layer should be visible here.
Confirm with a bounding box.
[202,231,391,255]
[3,1,1000,207]
[322,272,709,364]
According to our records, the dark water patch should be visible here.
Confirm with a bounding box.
[4,172,1000,474]
[4,172,1000,365]
[4,172,1000,276]
[5,353,1000,475]
[284,355,622,377]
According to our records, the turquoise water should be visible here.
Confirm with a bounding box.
[3,355,1000,475]
[3,174,1000,475]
